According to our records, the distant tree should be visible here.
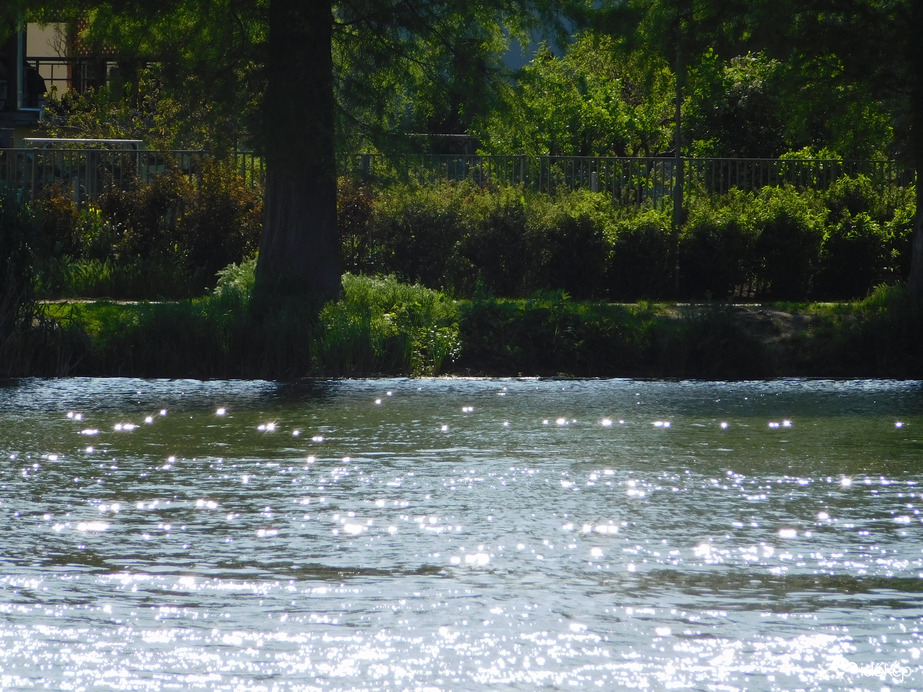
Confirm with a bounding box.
[747,0,923,293]
[590,0,922,293]
[472,33,673,157]
[684,50,788,158]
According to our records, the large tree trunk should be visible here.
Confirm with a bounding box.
[256,0,341,301]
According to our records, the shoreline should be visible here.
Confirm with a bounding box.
[21,296,920,381]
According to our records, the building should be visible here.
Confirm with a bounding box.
[1,24,45,145]
[1,17,115,146]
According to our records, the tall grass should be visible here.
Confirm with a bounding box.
[31,262,462,379]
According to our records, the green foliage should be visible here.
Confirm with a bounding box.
[174,159,263,280]
[815,213,893,299]
[652,304,772,379]
[370,181,467,289]
[214,254,258,303]
[686,51,787,158]
[338,177,379,274]
[473,33,673,157]
[526,197,610,299]
[455,186,533,297]
[42,257,205,300]
[361,182,619,299]
[606,207,674,300]
[679,191,757,298]
[337,176,912,302]
[40,64,258,152]
[812,177,916,299]
[318,273,460,376]
[31,160,261,299]
[24,272,923,379]
[750,186,825,299]
[456,295,649,375]
[790,284,923,377]
[0,188,38,375]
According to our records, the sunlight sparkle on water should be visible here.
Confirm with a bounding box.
[2,377,921,690]
[76,521,109,532]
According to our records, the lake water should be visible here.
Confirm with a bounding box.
[1,377,921,690]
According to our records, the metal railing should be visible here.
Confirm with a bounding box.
[26,57,121,97]
[1,147,913,207]
[0,147,214,203]
[341,154,915,206]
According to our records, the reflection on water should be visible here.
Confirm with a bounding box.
[1,377,922,689]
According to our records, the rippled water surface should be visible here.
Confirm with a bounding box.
[1,377,922,690]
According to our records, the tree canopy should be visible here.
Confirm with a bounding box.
[5,0,923,295]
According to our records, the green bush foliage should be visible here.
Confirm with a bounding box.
[31,159,261,299]
[13,160,917,304]
[605,207,674,300]
[789,284,923,377]
[1,188,38,375]
[336,177,914,302]
[750,186,826,299]
[824,174,885,220]
[318,273,460,376]
[372,182,468,291]
[679,191,757,299]
[815,212,893,299]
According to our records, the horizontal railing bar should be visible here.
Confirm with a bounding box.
[0,149,914,207]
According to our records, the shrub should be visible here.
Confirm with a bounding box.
[526,192,611,299]
[885,187,917,279]
[815,211,893,299]
[338,177,378,274]
[30,159,261,299]
[371,181,467,290]
[750,186,825,299]
[175,159,262,286]
[455,187,533,297]
[0,189,38,375]
[680,191,757,298]
[824,174,884,220]
[606,207,674,300]
[317,273,460,376]
[650,303,772,379]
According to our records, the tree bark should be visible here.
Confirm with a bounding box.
[256,0,341,301]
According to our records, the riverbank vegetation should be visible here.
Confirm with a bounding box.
[3,1,923,379]
[3,169,923,380]
[13,270,923,380]
[14,171,917,305]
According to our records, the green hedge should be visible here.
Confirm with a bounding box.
[16,169,920,303]
[342,177,916,302]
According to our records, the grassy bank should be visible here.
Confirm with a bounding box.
[21,274,923,381]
